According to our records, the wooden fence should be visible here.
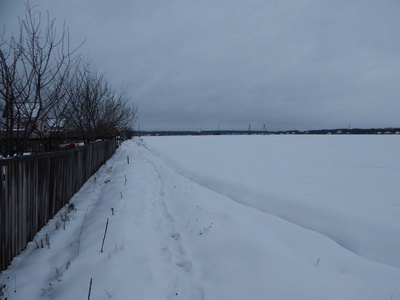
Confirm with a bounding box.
[0,139,119,271]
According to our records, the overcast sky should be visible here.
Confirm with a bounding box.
[1,0,400,131]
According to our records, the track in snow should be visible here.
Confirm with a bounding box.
[137,143,205,299]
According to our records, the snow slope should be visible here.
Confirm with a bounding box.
[1,136,400,300]
[145,135,400,269]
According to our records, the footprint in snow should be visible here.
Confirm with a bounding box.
[176,259,192,272]
[170,233,180,240]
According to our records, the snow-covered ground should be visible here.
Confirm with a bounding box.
[1,135,400,300]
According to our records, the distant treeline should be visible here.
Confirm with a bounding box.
[274,128,400,135]
[135,128,400,136]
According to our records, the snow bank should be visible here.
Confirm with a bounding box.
[145,135,400,268]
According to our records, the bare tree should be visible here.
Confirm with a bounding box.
[97,87,138,136]
[0,2,81,156]
[0,30,23,155]
[65,64,109,142]
[65,64,137,143]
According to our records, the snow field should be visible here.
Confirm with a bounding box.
[145,135,400,268]
[1,135,400,300]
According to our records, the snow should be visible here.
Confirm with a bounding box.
[1,135,400,300]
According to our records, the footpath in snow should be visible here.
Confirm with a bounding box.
[1,137,400,300]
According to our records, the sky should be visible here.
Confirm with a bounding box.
[1,0,400,131]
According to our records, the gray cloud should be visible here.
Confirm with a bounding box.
[2,0,400,131]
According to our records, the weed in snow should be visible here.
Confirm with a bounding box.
[0,275,16,300]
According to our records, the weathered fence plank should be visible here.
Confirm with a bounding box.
[0,140,119,271]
